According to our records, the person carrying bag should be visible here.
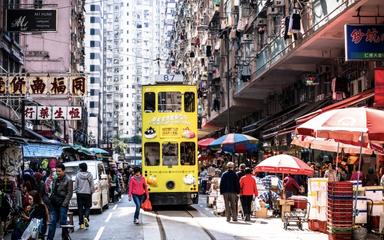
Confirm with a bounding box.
[128,167,149,225]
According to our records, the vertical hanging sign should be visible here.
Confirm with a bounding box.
[374,68,384,108]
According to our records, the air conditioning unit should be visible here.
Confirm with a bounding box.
[267,7,279,15]
[241,34,253,42]
[273,0,285,7]
[256,18,267,26]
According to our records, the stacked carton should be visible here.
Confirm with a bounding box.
[327,182,353,240]
[307,178,328,233]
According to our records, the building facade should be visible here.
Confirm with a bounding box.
[0,0,86,143]
[102,0,168,142]
[85,0,103,146]
[170,0,383,146]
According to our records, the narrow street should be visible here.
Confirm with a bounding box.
[9,195,329,240]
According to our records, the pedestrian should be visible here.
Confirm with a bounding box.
[324,164,338,181]
[28,190,49,239]
[239,167,258,221]
[283,174,302,198]
[236,163,246,180]
[128,167,149,225]
[47,163,73,240]
[109,170,118,203]
[199,167,208,194]
[365,167,379,186]
[380,169,384,187]
[220,162,240,222]
[75,162,94,230]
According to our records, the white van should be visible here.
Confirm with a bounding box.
[64,161,109,213]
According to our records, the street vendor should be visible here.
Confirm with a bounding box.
[283,174,302,198]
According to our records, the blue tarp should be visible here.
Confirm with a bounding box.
[23,143,63,158]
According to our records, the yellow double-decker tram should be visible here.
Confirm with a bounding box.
[142,78,198,205]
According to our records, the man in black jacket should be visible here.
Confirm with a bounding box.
[47,163,73,240]
[220,162,240,222]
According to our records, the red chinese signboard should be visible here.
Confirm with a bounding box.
[24,106,81,120]
[67,107,82,120]
[375,68,384,108]
[0,74,86,95]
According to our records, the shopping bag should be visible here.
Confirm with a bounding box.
[253,197,261,212]
[141,199,152,211]
[21,218,41,240]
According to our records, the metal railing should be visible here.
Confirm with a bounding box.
[235,0,358,94]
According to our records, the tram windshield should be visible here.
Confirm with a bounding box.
[180,142,195,165]
[144,142,160,166]
[158,92,181,112]
[144,92,155,112]
[184,92,195,112]
[162,142,178,166]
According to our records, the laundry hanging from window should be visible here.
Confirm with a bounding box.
[288,12,301,34]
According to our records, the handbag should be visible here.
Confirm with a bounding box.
[141,199,152,211]
[21,218,41,240]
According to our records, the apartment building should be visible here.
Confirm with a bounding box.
[170,0,383,147]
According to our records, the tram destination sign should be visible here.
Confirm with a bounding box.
[345,24,384,61]
[6,9,57,32]
[155,74,184,83]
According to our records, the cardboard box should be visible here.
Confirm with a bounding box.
[255,207,268,218]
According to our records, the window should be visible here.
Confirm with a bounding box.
[90,41,100,47]
[184,92,195,112]
[144,142,160,166]
[90,53,99,59]
[90,89,95,96]
[90,101,96,108]
[90,65,100,72]
[180,142,196,165]
[158,92,181,112]
[90,28,99,35]
[90,4,100,11]
[34,0,43,8]
[162,142,178,166]
[90,77,96,84]
[90,17,99,23]
[126,122,129,126]
[144,92,155,112]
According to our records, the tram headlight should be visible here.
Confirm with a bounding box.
[147,175,158,187]
[184,174,195,185]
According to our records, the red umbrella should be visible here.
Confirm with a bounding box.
[296,107,384,147]
[198,138,215,148]
[255,154,314,176]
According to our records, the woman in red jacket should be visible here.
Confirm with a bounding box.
[128,167,149,224]
[239,167,258,221]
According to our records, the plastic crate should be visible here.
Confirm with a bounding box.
[328,233,352,240]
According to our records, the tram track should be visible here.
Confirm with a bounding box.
[154,207,216,240]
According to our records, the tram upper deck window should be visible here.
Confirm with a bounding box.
[180,142,195,165]
[158,92,181,112]
[184,92,195,112]
[144,142,160,166]
[144,92,155,112]
[162,142,178,166]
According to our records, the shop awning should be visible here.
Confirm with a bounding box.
[242,102,309,135]
[261,99,331,139]
[23,143,63,158]
[296,89,374,125]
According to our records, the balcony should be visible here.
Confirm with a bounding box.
[234,0,375,98]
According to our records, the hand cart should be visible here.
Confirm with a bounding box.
[283,196,310,230]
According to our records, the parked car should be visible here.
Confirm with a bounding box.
[64,161,109,213]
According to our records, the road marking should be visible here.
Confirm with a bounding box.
[105,213,112,223]
[93,226,105,240]
[113,204,118,210]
